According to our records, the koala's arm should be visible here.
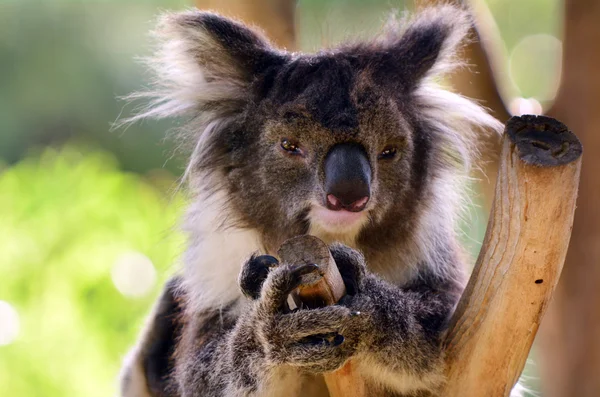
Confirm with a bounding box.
[121,257,358,397]
[118,276,263,397]
[121,251,457,397]
[330,245,462,394]
[175,258,362,397]
[120,276,184,397]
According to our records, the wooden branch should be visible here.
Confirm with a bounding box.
[277,235,366,397]
[442,115,582,396]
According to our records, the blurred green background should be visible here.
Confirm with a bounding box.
[0,0,561,396]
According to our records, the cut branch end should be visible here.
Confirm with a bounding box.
[507,115,582,166]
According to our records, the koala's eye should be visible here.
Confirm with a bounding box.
[280,138,303,156]
[378,146,398,160]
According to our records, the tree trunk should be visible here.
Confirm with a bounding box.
[538,1,600,396]
[194,0,296,49]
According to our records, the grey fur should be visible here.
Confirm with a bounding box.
[120,5,506,397]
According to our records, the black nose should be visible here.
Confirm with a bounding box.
[323,143,371,212]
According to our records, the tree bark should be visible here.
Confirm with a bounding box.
[538,1,600,396]
[443,115,582,397]
[194,0,296,49]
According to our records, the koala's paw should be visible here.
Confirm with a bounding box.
[329,243,367,295]
[254,263,359,372]
[239,254,279,300]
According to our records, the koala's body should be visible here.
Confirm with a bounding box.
[119,5,505,397]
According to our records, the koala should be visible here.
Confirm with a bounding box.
[119,4,506,397]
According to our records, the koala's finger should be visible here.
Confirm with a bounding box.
[270,337,352,373]
[258,263,320,314]
[239,254,279,300]
[329,243,367,295]
[274,305,352,340]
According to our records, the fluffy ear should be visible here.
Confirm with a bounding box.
[361,5,472,91]
[354,6,501,171]
[125,10,288,123]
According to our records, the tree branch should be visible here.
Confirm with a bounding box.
[442,115,582,396]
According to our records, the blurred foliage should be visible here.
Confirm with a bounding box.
[0,0,187,174]
[0,0,558,396]
[0,0,561,174]
[0,146,184,396]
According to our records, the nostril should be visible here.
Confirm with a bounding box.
[326,194,369,212]
[326,194,342,211]
[348,196,369,212]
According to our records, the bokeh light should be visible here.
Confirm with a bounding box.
[509,97,543,116]
[509,34,562,103]
[0,301,20,346]
[111,251,157,298]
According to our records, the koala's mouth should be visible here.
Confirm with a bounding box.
[309,205,369,233]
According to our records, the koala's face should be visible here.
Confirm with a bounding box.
[233,57,421,244]
[136,10,499,249]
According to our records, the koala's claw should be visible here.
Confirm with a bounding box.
[330,243,367,295]
[332,333,345,346]
[252,266,357,371]
[321,333,345,347]
[298,332,343,346]
[239,254,279,299]
[264,306,355,372]
[240,247,368,372]
[275,332,353,372]
[256,262,321,314]
[291,262,320,280]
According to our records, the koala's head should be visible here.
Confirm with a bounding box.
[129,6,501,251]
